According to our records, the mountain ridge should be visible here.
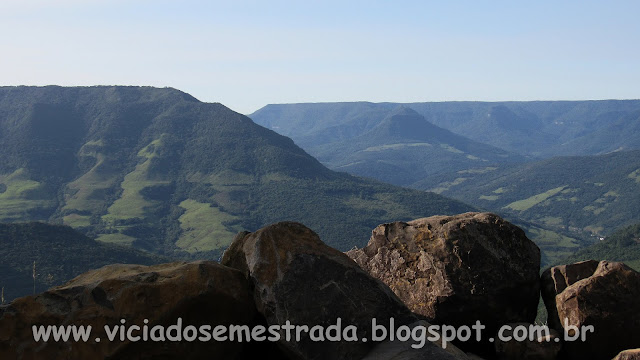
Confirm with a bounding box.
[260,105,524,187]
[251,100,640,158]
[0,86,474,257]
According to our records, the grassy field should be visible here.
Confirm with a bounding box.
[62,139,121,228]
[505,186,566,212]
[176,199,240,253]
[95,232,137,245]
[0,168,55,221]
[629,169,640,183]
[430,177,469,194]
[526,226,581,266]
[363,143,433,152]
[103,136,170,221]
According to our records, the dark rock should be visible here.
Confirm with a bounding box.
[361,320,470,360]
[540,260,599,331]
[548,261,640,360]
[346,212,541,355]
[494,322,561,360]
[221,221,422,360]
[0,261,262,360]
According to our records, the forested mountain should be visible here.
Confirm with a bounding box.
[418,150,640,240]
[251,100,640,158]
[251,101,640,264]
[296,107,522,187]
[0,222,167,302]
[0,86,473,258]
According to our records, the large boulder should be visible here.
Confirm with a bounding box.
[542,261,640,360]
[540,260,600,331]
[0,261,264,360]
[614,349,640,360]
[346,212,541,355]
[221,221,455,360]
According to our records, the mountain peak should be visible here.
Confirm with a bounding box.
[369,106,441,140]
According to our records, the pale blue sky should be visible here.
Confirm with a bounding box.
[1,0,638,114]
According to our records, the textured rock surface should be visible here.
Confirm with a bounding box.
[548,261,640,360]
[222,221,422,360]
[361,320,470,360]
[540,260,599,331]
[346,212,541,354]
[0,261,261,360]
[614,349,640,360]
[494,323,561,360]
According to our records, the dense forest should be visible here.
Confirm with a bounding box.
[0,86,473,259]
[0,222,166,302]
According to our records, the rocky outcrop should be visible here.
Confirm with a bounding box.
[361,320,470,360]
[540,260,600,331]
[346,212,541,355]
[494,323,561,360]
[542,261,640,360]
[0,261,265,360]
[614,349,640,360]
[221,221,466,360]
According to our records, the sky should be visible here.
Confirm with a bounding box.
[1,0,639,114]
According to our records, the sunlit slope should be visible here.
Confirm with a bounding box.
[0,86,474,256]
[418,150,640,238]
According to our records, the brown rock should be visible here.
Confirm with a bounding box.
[221,221,420,360]
[346,212,541,355]
[0,261,262,360]
[494,322,561,360]
[540,260,599,331]
[466,353,486,360]
[614,349,640,360]
[548,261,640,360]
[361,320,470,360]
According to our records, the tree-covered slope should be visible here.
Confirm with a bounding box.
[0,86,474,257]
[309,106,523,187]
[561,222,640,271]
[0,222,167,302]
[417,150,640,239]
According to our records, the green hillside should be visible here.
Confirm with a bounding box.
[561,223,640,271]
[418,151,640,240]
[0,86,474,258]
[308,107,523,186]
[0,222,167,302]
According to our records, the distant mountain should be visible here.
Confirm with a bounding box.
[0,222,167,302]
[310,106,523,186]
[0,86,473,257]
[252,105,524,187]
[417,150,640,240]
[561,222,640,271]
[552,110,640,155]
[251,100,640,158]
